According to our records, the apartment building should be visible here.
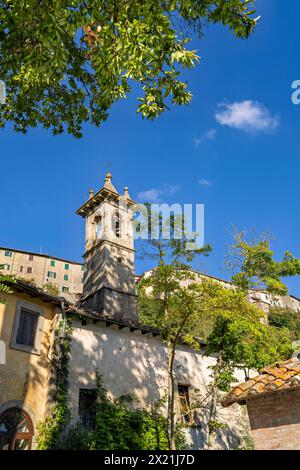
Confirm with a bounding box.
[0,246,83,302]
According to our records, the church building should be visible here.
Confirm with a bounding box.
[0,172,299,450]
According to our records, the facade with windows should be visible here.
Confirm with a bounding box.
[0,282,61,450]
[0,247,84,302]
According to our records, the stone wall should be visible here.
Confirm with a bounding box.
[69,318,251,450]
[247,388,300,450]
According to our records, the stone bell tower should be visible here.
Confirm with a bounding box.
[76,172,137,321]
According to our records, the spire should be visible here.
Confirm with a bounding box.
[103,171,118,193]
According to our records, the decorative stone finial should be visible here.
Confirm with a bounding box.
[104,171,118,193]
[105,172,112,182]
[89,189,94,199]
[124,186,129,198]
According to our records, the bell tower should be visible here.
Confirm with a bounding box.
[76,172,137,321]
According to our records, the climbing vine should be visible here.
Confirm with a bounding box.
[37,317,186,450]
[36,316,72,450]
[57,373,186,450]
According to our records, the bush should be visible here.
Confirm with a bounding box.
[57,379,186,450]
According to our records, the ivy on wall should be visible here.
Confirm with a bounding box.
[36,316,72,450]
[36,317,186,450]
[58,373,186,450]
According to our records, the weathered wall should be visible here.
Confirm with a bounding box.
[69,319,250,450]
[247,389,300,450]
[0,292,57,444]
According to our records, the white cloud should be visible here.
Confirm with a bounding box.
[215,100,279,133]
[194,128,216,147]
[198,179,212,187]
[137,185,180,203]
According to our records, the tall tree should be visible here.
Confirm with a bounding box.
[137,214,267,449]
[202,230,300,448]
[228,230,300,295]
[0,1,258,137]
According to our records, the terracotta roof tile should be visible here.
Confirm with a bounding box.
[221,359,300,407]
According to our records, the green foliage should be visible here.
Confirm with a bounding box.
[269,306,300,340]
[205,312,294,392]
[37,317,72,450]
[229,231,300,295]
[0,274,15,303]
[0,1,257,137]
[57,373,186,450]
[43,282,60,297]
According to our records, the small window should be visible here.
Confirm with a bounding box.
[28,254,34,261]
[65,263,69,270]
[79,389,97,431]
[4,251,12,257]
[0,264,10,271]
[47,271,56,279]
[64,274,69,281]
[16,309,38,347]
[112,211,121,238]
[178,385,192,424]
[20,266,23,273]
[50,260,55,267]
[62,286,69,293]
[27,267,32,274]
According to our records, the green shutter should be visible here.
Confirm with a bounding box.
[50,260,55,267]
[65,263,69,270]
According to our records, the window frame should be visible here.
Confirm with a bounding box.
[178,384,193,425]
[50,260,56,267]
[0,407,34,450]
[47,271,56,279]
[78,388,98,431]
[10,300,45,355]
[4,251,12,257]
[64,274,69,281]
[64,263,69,270]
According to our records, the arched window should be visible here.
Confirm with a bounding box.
[94,215,102,239]
[112,211,121,238]
[0,408,34,450]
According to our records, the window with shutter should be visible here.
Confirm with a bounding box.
[16,309,38,347]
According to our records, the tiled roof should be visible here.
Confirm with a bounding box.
[221,358,300,407]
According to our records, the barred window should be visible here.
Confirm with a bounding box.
[79,389,97,431]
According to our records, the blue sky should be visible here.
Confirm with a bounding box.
[1,0,300,295]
